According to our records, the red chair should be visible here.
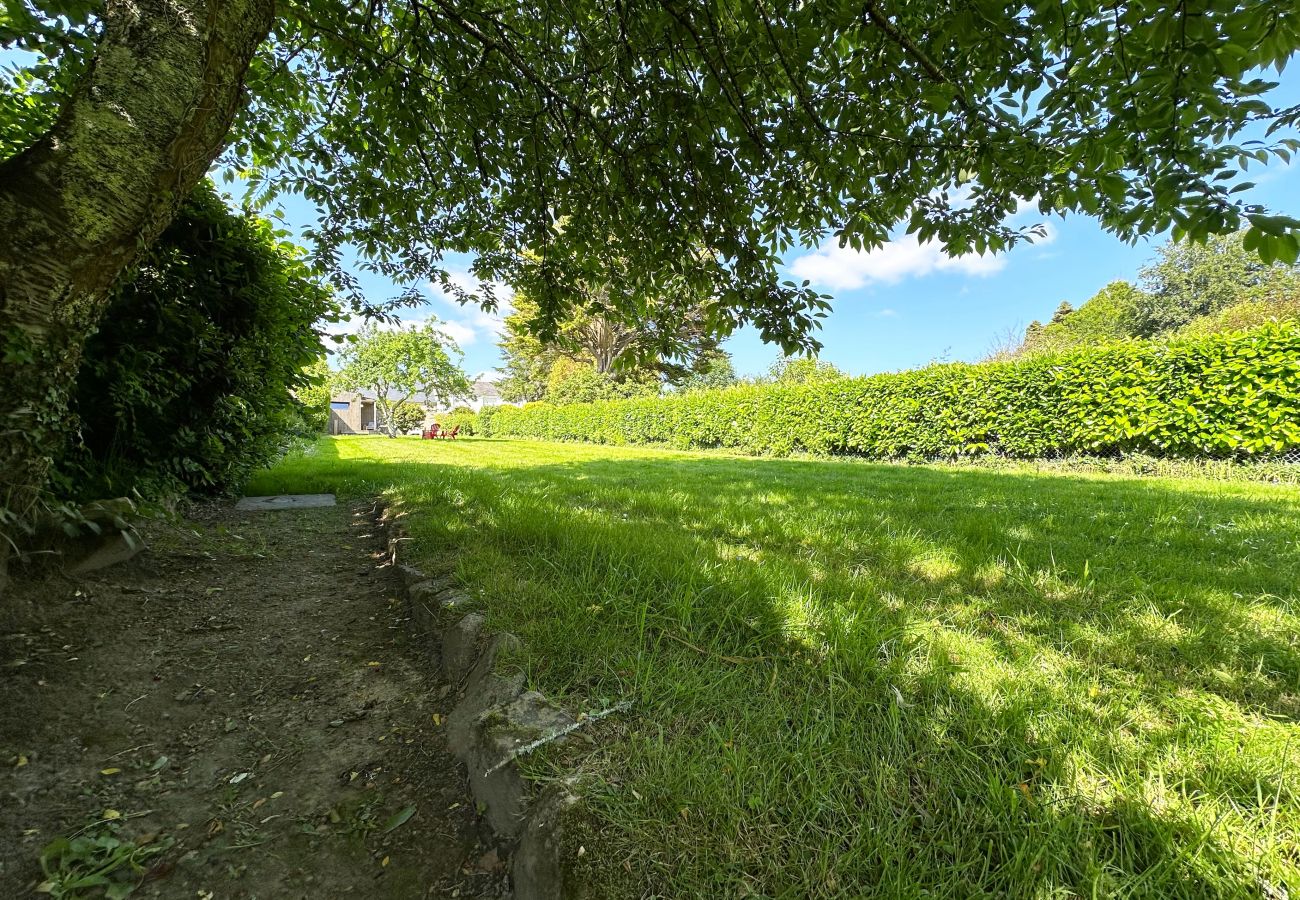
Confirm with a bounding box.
[421,424,440,439]
[440,425,460,440]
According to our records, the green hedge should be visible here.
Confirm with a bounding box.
[437,408,480,436]
[473,325,1300,459]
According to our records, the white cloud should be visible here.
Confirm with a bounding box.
[437,319,480,347]
[790,237,1008,290]
[789,197,1057,292]
[425,269,514,348]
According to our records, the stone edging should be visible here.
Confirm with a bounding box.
[377,507,580,900]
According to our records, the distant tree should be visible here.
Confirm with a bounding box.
[1014,231,1300,357]
[501,287,721,386]
[1134,231,1300,336]
[496,339,556,404]
[1050,301,1075,324]
[1022,282,1144,355]
[336,325,469,438]
[768,357,847,385]
[1176,294,1300,337]
[678,351,739,393]
[544,358,660,405]
[496,297,562,404]
[498,283,723,404]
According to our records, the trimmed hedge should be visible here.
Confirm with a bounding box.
[438,408,480,436]
[473,325,1300,459]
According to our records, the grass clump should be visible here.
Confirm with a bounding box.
[251,436,1300,898]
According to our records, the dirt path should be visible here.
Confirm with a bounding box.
[0,500,508,899]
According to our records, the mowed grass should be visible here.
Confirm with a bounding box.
[250,437,1300,898]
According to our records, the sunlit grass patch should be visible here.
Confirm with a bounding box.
[251,436,1300,898]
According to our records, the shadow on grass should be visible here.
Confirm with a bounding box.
[252,438,1300,897]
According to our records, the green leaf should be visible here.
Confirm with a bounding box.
[382,804,416,833]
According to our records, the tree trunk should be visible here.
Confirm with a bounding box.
[0,0,274,582]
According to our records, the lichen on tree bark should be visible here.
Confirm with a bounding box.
[0,0,274,581]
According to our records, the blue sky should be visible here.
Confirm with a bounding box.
[229,73,1295,379]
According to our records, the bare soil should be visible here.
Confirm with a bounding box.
[0,500,508,899]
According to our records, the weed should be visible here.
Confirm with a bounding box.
[37,822,168,899]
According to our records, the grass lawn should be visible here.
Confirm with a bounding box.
[250,436,1300,898]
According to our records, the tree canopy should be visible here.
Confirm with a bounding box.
[10,0,1298,353]
[245,0,1300,353]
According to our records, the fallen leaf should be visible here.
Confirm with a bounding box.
[381,856,390,867]
[13,754,28,768]
[382,804,416,833]
[100,768,121,776]
[102,809,122,820]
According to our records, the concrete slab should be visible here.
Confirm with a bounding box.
[68,531,145,575]
[235,494,337,511]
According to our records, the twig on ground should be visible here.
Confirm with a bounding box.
[483,700,632,777]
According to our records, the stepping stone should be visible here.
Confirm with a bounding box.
[235,494,336,511]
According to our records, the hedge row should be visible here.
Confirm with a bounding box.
[438,408,481,436]
[473,325,1300,459]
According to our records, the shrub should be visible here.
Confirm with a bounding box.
[389,402,427,434]
[438,408,480,435]
[477,325,1300,460]
[54,182,337,500]
[295,358,334,433]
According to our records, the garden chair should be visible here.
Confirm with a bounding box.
[440,425,460,440]
[421,424,440,439]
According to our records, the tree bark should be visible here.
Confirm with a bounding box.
[0,0,275,579]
